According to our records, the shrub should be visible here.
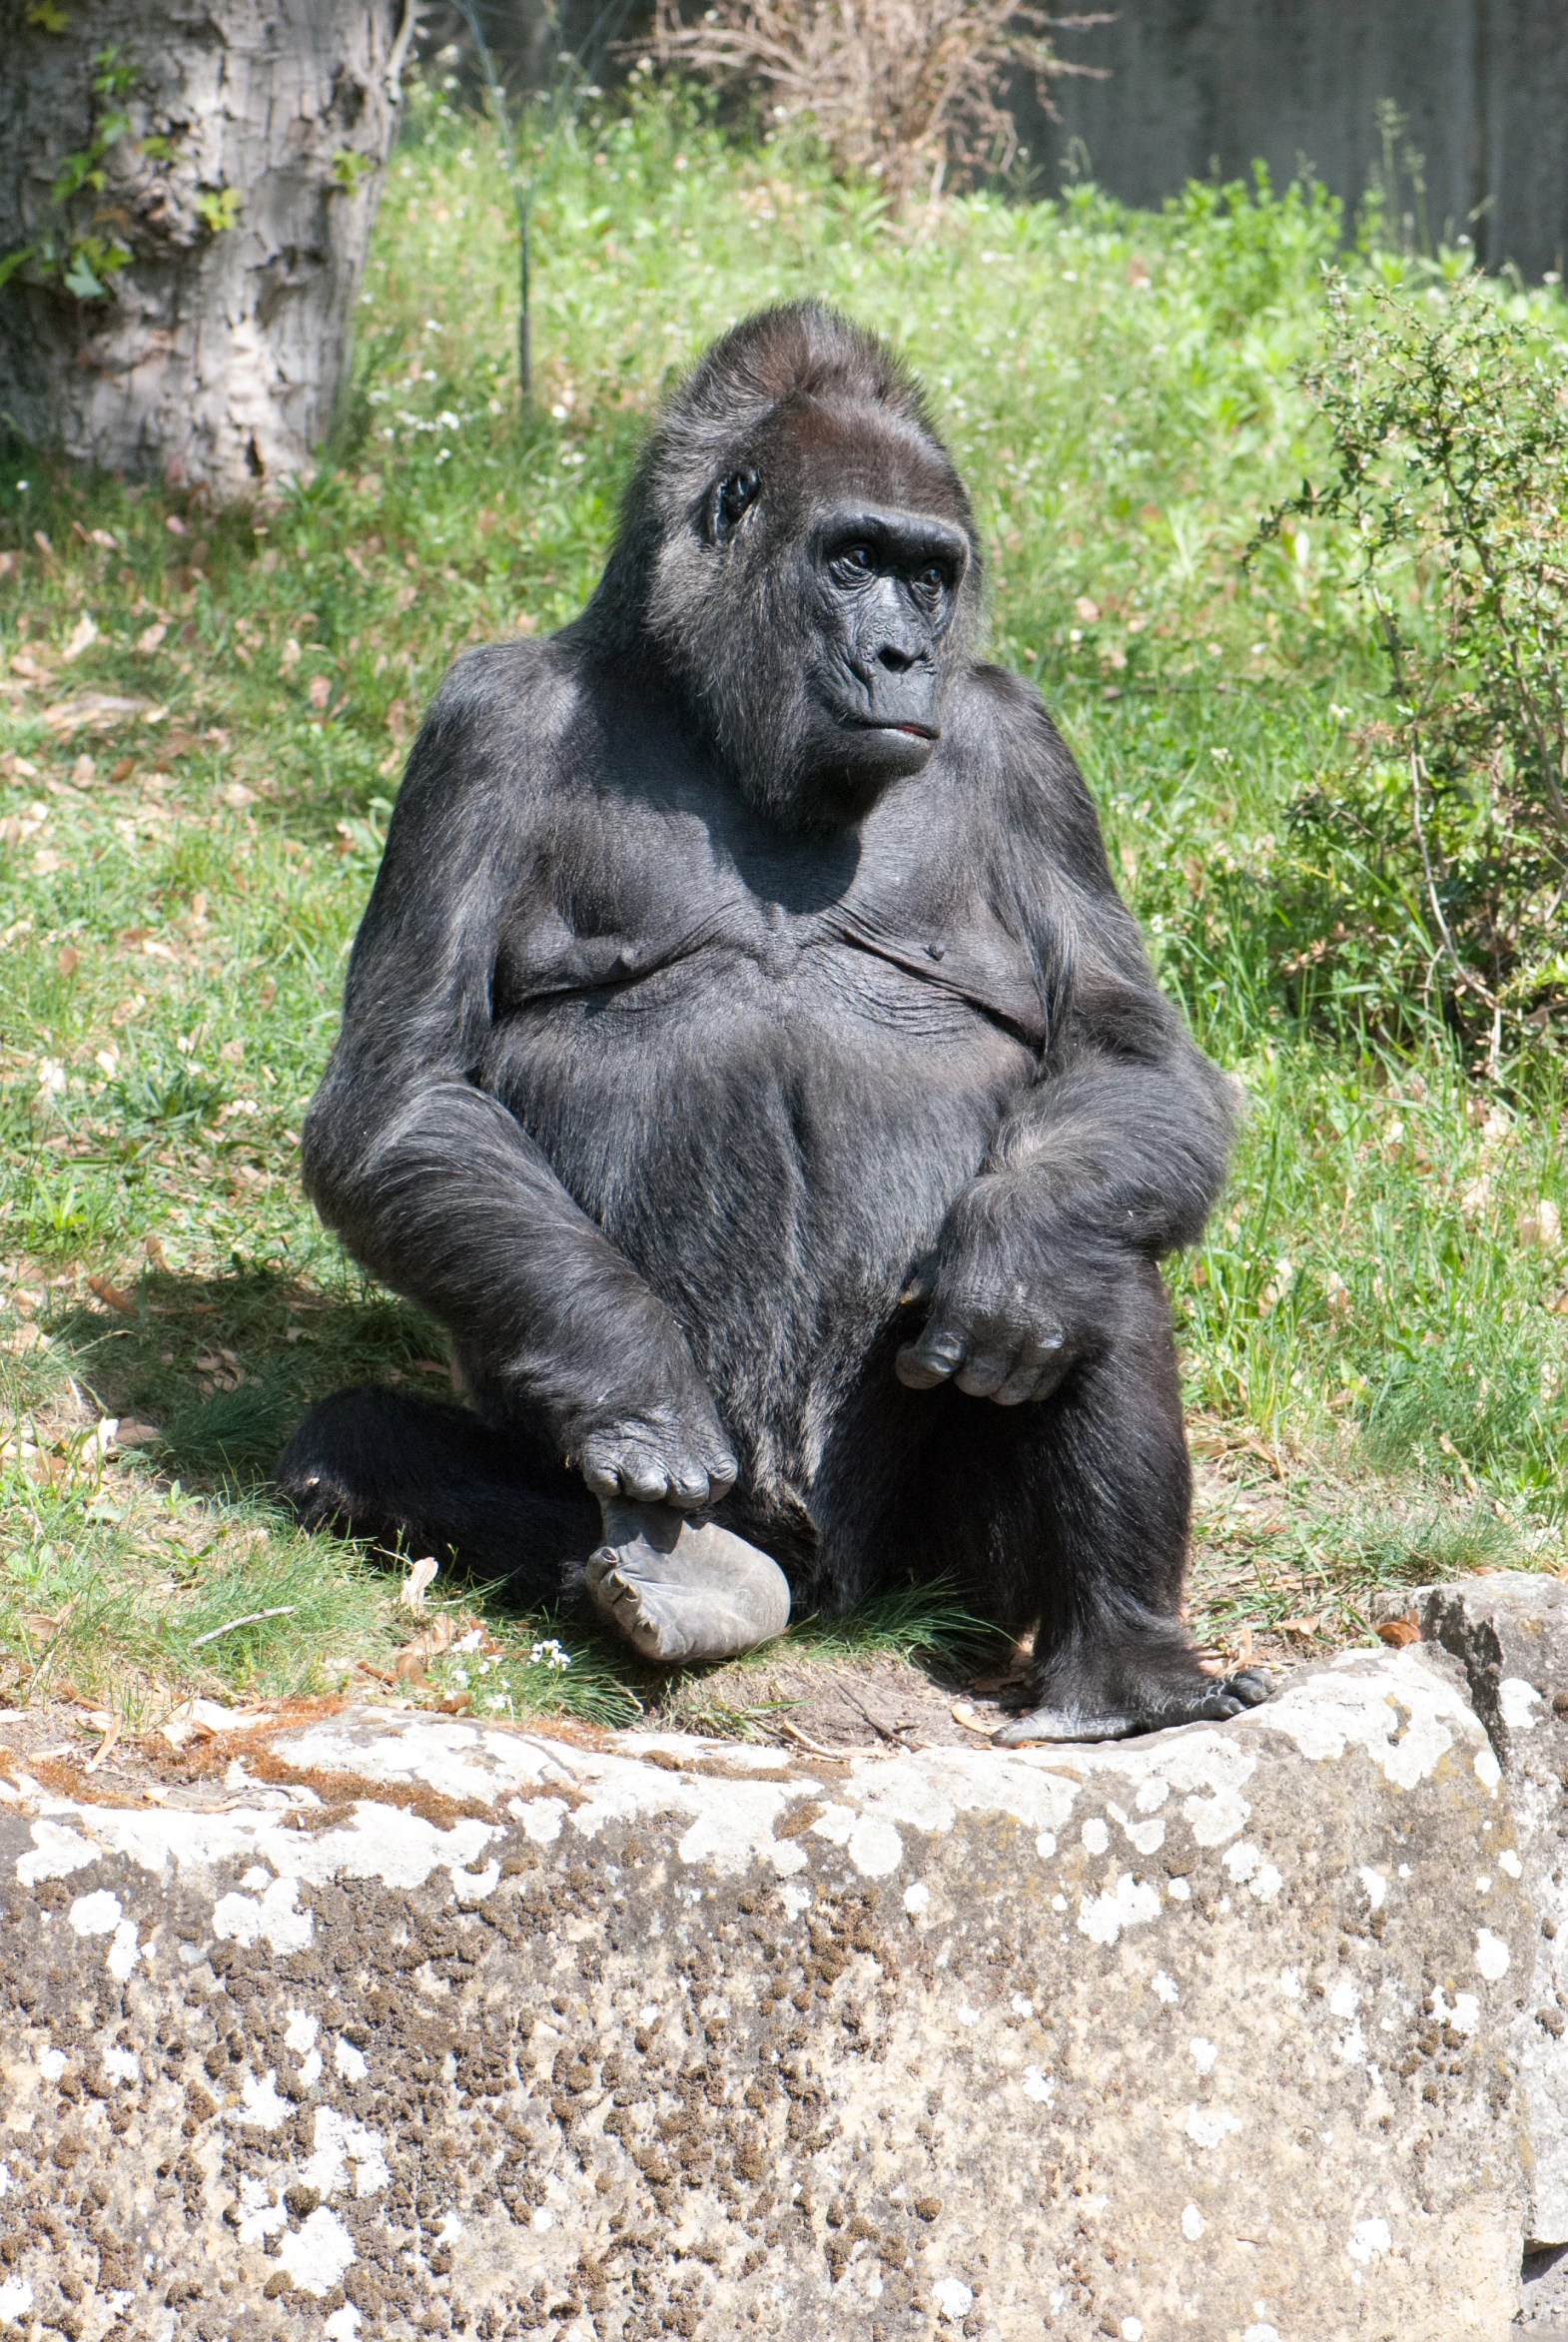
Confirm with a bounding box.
[1258,273,1568,1075]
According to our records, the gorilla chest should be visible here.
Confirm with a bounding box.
[484,877,1042,1223]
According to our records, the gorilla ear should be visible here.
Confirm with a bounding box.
[708,467,760,546]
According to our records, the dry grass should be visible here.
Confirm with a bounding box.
[646,0,1108,211]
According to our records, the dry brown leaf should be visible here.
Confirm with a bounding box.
[22,1613,64,1643]
[1376,1616,1422,1648]
[950,1700,994,1737]
[42,691,148,734]
[1278,1616,1321,1641]
[156,1697,269,1750]
[400,1555,439,1614]
[87,1274,134,1313]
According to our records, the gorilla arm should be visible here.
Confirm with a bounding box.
[301,651,737,1508]
[897,677,1237,1402]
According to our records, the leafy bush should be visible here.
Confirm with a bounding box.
[1257,274,1568,1074]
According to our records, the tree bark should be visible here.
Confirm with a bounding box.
[0,0,414,499]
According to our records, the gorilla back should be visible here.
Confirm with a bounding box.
[277,301,1269,1743]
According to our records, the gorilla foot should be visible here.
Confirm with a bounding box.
[586,1499,792,1666]
[993,1665,1273,1747]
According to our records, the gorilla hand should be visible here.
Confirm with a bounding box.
[895,1194,1109,1405]
[576,1392,738,1511]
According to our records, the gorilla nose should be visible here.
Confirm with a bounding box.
[862,648,936,734]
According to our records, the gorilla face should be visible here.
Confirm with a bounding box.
[703,456,971,816]
[685,454,975,827]
[799,499,970,793]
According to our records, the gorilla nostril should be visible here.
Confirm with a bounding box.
[878,644,917,673]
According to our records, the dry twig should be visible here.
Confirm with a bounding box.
[647,0,1108,213]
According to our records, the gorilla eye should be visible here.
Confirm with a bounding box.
[712,468,759,540]
[830,544,876,584]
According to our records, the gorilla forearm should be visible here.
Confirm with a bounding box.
[302,1079,735,1501]
[897,1025,1234,1403]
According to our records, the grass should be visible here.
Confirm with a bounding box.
[0,77,1564,1736]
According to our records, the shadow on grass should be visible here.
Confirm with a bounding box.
[53,1263,450,1488]
[44,1268,1016,1736]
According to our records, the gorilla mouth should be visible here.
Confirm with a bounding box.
[852,718,938,740]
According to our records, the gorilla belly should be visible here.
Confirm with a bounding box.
[483,954,1035,1490]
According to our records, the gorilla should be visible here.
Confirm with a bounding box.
[276,301,1269,1744]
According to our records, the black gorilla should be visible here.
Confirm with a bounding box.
[277,301,1268,1743]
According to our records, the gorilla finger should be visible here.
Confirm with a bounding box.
[954,1348,1011,1398]
[580,1444,622,1500]
[619,1454,673,1503]
[704,1449,740,1501]
[993,1362,1044,1406]
[895,1337,960,1390]
[1222,1668,1273,1708]
[664,1469,711,1511]
[1187,1691,1237,1722]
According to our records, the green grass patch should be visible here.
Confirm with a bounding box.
[1,80,1564,1730]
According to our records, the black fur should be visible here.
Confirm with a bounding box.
[276,301,1262,1737]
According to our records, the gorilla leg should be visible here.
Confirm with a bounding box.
[274,1386,598,1597]
[276,1386,792,1655]
[893,1260,1269,1742]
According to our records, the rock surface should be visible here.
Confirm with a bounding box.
[1373,1572,1568,2249]
[0,1647,1534,2340]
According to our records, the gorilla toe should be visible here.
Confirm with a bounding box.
[992,1652,1274,1746]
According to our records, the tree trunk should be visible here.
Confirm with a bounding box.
[0,0,414,499]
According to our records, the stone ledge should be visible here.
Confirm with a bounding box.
[0,1647,1534,2340]
[1372,1572,1568,2256]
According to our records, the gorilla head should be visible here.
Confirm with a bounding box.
[586,302,983,827]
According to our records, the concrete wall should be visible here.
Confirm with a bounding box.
[1025,0,1568,279]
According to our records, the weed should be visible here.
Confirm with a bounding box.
[1258,272,1568,1073]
